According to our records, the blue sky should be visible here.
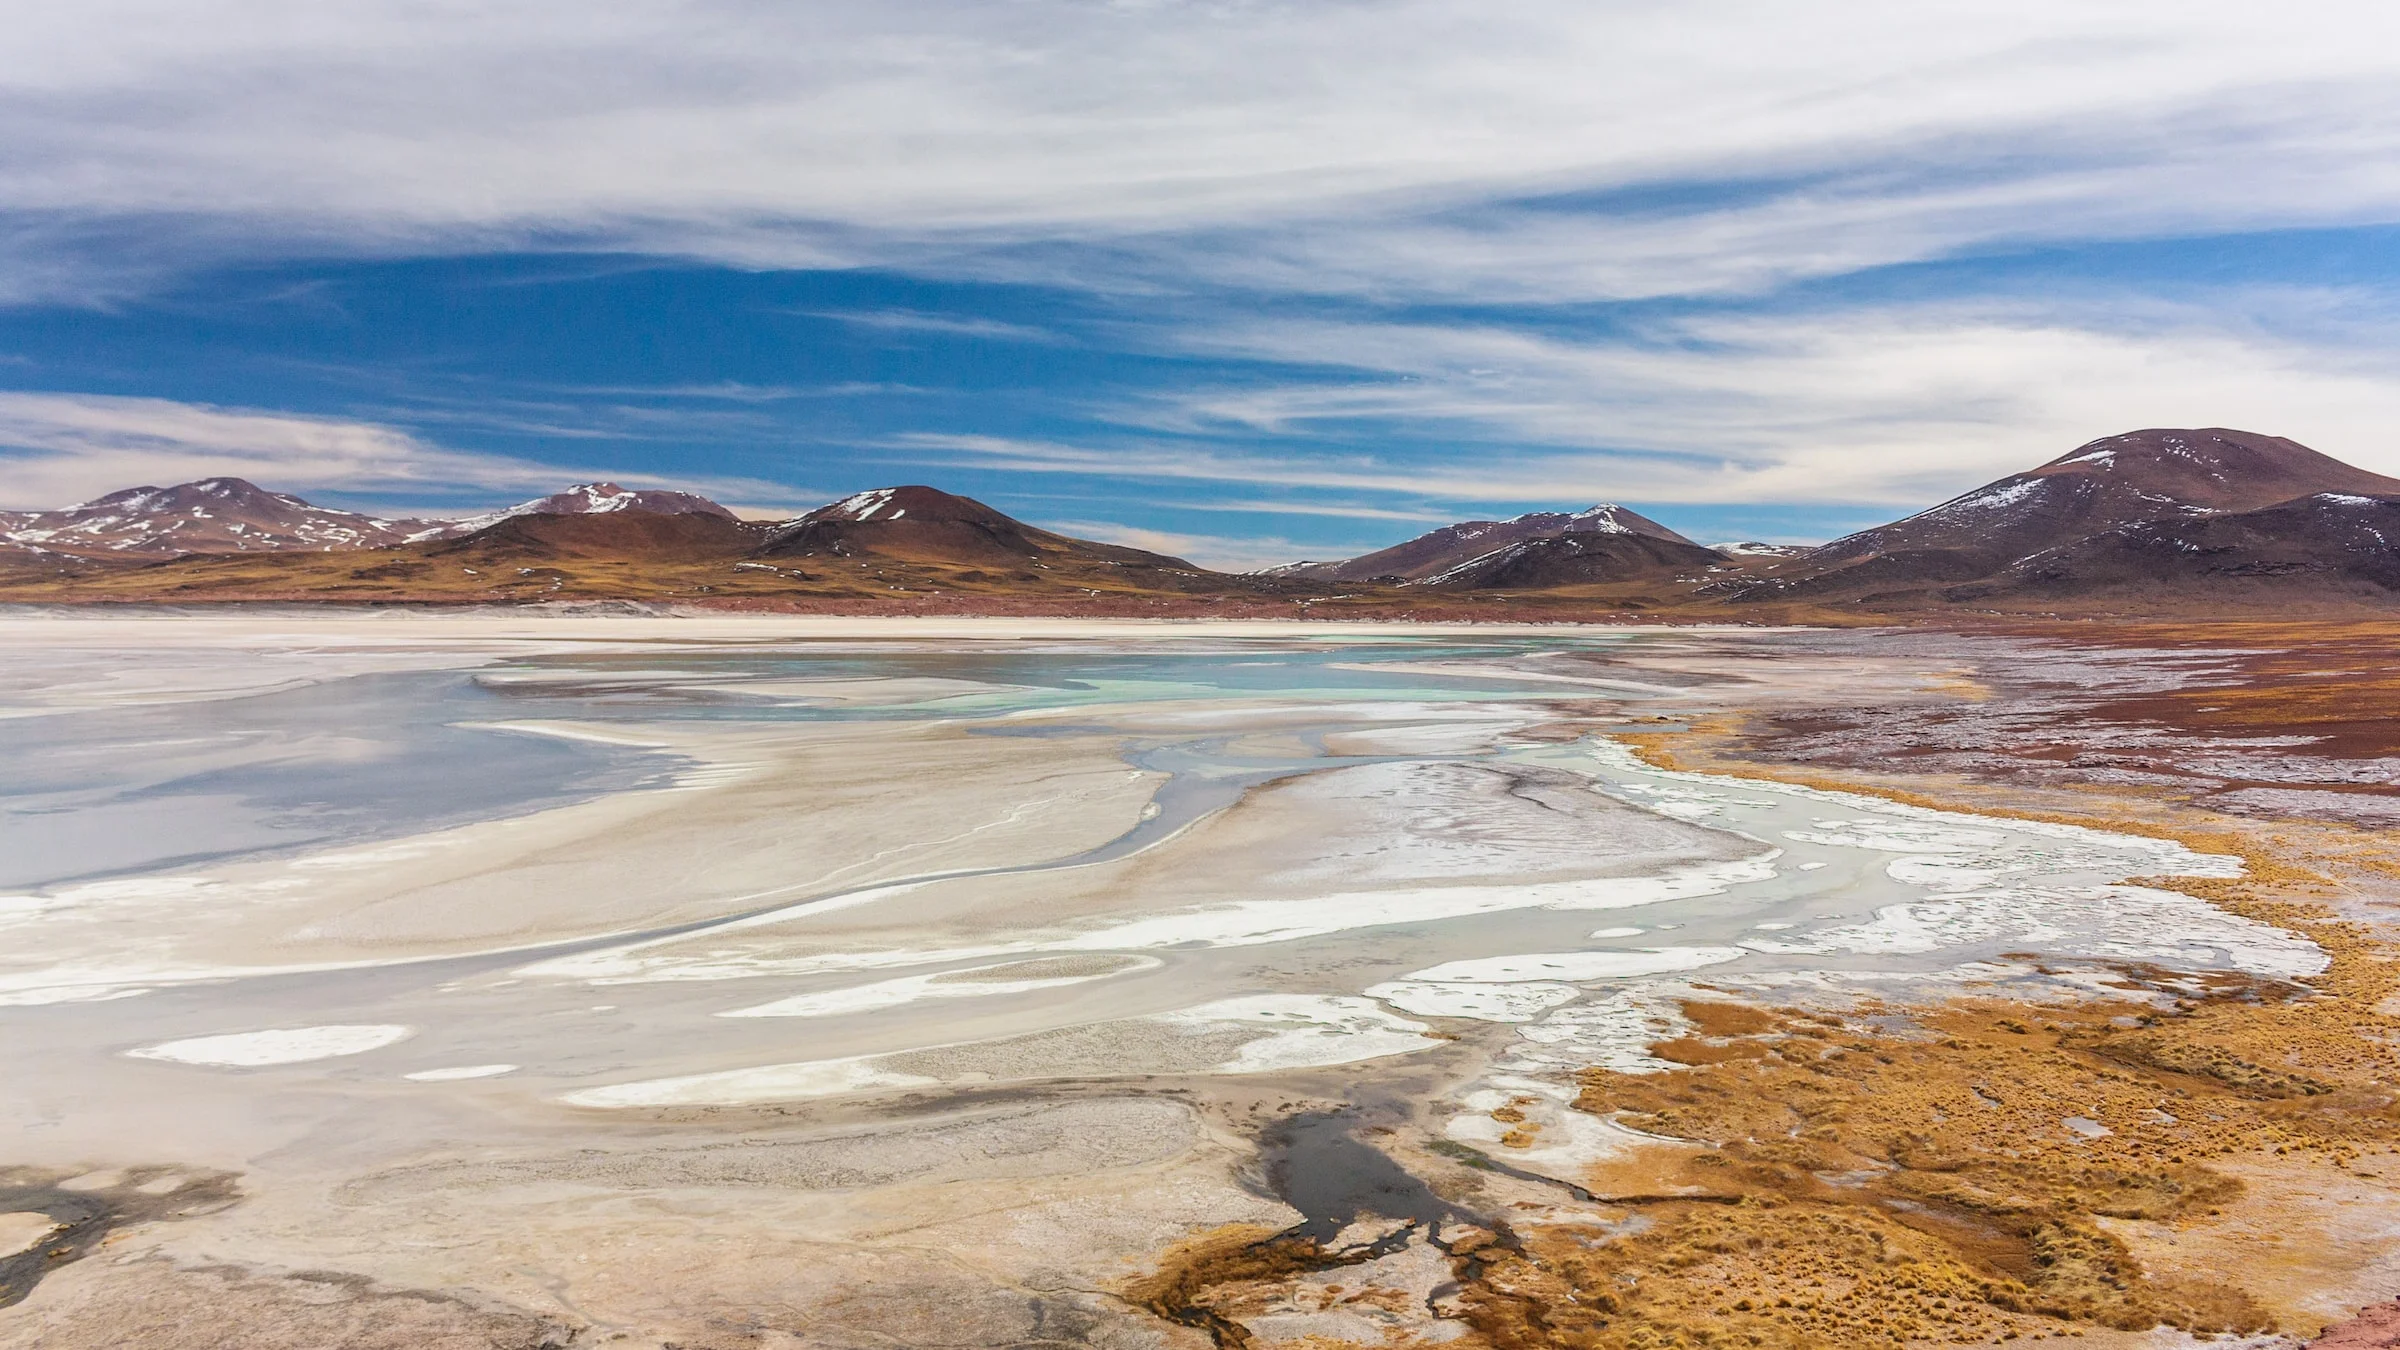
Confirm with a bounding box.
[4,3,2400,566]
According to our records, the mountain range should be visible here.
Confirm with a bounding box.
[4,426,2395,617]
[0,478,733,559]
[1269,504,1712,586]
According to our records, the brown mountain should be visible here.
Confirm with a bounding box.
[756,486,1196,572]
[1279,504,1694,583]
[0,478,430,556]
[1956,490,2400,609]
[1750,428,2400,603]
[424,510,769,563]
[0,477,746,559]
[1414,531,1727,590]
[417,482,738,539]
[0,487,1313,607]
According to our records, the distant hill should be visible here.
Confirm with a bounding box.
[1410,532,1726,590]
[757,485,1197,572]
[1743,428,2400,607]
[415,482,738,540]
[1957,490,2400,608]
[10,435,2400,617]
[1278,504,1698,584]
[0,477,743,559]
[425,510,769,563]
[0,478,432,556]
[0,483,1313,608]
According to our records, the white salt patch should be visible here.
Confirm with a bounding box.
[718,956,1157,1018]
[129,1024,414,1067]
[1580,738,2243,883]
[1405,948,1745,984]
[1587,926,1644,938]
[1784,820,2003,853]
[564,1056,937,1108]
[1445,1078,1666,1175]
[0,893,75,929]
[1323,722,1513,754]
[457,719,675,749]
[0,984,153,1007]
[1739,885,2324,977]
[1043,853,1779,950]
[529,835,1778,990]
[1491,988,1701,1077]
[1367,981,1580,1022]
[403,1064,519,1081]
[1159,995,1442,1072]
[567,993,1436,1107]
[1886,855,2003,889]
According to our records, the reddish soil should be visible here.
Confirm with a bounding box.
[2314,1300,2400,1347]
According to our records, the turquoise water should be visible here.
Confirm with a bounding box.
[473,635,1645,720]
[0,636,1635,892]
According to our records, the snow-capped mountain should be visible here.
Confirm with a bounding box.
[1976,490,2400,605]
[1804,429,2400,575]
[0,478,743,557]
[0,478,428,556]
[1743,428,2400,605]
[757,485,1195,569]
[1278,504,1695,582]
[411,482,737,540]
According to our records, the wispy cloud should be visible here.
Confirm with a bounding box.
[535,380,932,402]
[797,310,1060,343]
[1037,518,1336,573]
[0,390,802,511]
[5,5,2400,307]
[1164,498,1456,524]
[889,298,2400,508]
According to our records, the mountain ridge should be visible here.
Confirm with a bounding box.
[1756,428,2400,604]
[0,477,745,558]
[1278,504,1696,584]
[6,427,2398,617]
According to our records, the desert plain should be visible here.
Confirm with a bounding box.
[2,611,2398,1350]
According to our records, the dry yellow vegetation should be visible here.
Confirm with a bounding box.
[1133,644,2400,1348]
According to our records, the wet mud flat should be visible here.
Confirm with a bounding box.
[0,1168,237,1310]
[1133,1104,1490,1347]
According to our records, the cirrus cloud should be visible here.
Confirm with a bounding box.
[3,2,2400,304]
[0,391,795,511]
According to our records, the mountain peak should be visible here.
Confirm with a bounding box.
[1746,427,2400,605]
[1290,502,1692,581]
[2023,428,2400,505]
[804,485,1010,527]
[413,482,739,539]
[763,485,1192,570]
[7,476,411,556]
[512,482,736,519]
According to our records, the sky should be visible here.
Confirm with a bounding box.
[4,3,2400,567]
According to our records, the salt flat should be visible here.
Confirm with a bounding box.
[0,612,2358,1349]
